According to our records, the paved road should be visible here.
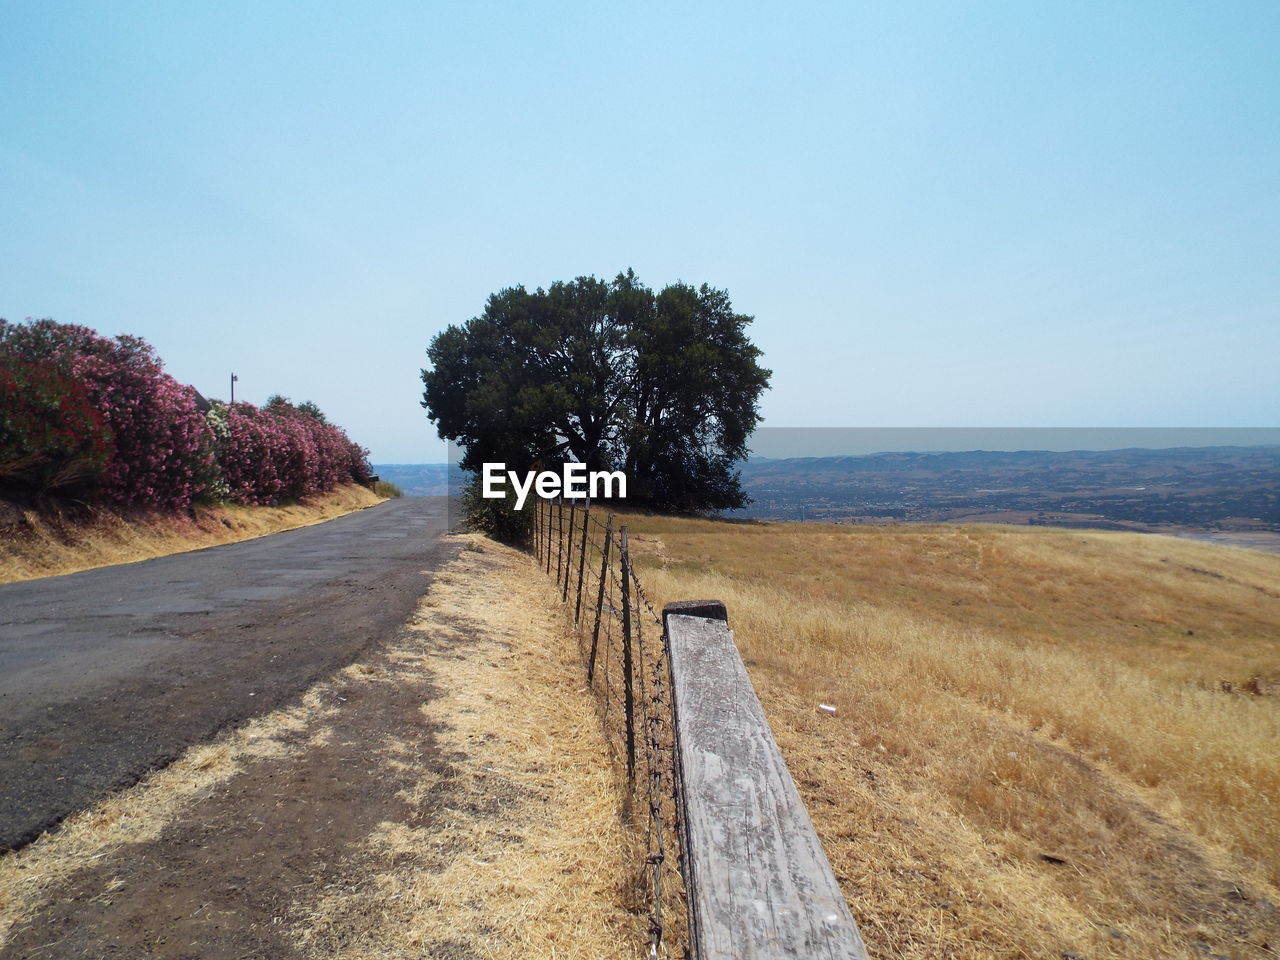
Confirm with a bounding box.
[0,497,459,851]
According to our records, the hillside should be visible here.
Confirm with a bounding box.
[735,445,1280,532]
[0,485,381,584]
[618,515,1280,959]
[371,464,463,497]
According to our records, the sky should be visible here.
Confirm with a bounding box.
[2,1,1277,463]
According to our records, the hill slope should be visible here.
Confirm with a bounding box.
[735,444,1280,530]
[619,515,1280,959]
[0,485,381,584]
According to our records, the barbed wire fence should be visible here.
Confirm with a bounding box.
[533,497,689,959]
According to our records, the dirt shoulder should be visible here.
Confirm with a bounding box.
[0,534,639,959]
[0,484,383,585]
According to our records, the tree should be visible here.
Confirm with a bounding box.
[420,270,770,512]
[265,395,329,424]
[295,400,328,424]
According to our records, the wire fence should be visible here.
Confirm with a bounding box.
[533,497,688,959]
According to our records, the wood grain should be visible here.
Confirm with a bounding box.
[666,610,868,959]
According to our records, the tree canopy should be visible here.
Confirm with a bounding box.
[420,270,770,512]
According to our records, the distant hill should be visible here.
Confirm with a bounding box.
[733,445,1280,530]
[374,448,1280,534]
[372,464,466,497]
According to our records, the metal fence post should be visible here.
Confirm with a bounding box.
[574,505,590,624]
[555,499,565,584]
[539,498,547,564]
[546,499,554,575]
[538,498,546,562]
[621,526,636,784]
[588,514,613,683]
[563,502,576,602]
[533,498,541,561]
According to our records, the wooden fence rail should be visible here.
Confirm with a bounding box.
[535,500,867,958]
[665,603,869,960]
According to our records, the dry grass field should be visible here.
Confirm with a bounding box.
[616,514,1280,960]
[0,484,382,584]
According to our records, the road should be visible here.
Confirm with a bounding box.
[0,496,458,852]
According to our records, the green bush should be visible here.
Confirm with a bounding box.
[460,476,532,547]
[373,479,403,498]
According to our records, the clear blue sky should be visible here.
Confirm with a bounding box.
[2,1,1277,463]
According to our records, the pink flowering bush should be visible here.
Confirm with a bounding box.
[0,354,113,492]
[216,404,286,505]
[84,358,215,511]
[0,319,214,509]
[1,318,373,511]
[215,398,372,505]
[265,399,322,500]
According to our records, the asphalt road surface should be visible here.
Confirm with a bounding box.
[0,497,459,852]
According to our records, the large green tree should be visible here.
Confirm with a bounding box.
[420,270,770,511]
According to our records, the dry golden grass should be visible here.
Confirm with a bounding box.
[617,515,1280,960]
[292,535,644,959]
[0,484,382,584]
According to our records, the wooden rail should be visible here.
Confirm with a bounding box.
[665,602,868,960]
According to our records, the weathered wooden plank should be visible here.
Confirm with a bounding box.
[663,599,729,626]
[666,610,868,960]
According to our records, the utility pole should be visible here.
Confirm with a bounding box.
[230,372,238,405]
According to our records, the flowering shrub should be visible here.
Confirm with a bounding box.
[0,355,113,491]
[345,438,374,486]
[200,403,233,502]
[0,319,215,510]
[215,398,372,505]
[81,356,215,512]
[1,318,373,511]
[216,404,284,505]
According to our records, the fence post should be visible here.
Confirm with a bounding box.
[539,498,547,565]
[588,514,613,683]
[533,498,541,561]
[574,504,590,624]
[563,502,576,602]
[556,499,566,584]
[620,526,636,784]
[546,499,554,575]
